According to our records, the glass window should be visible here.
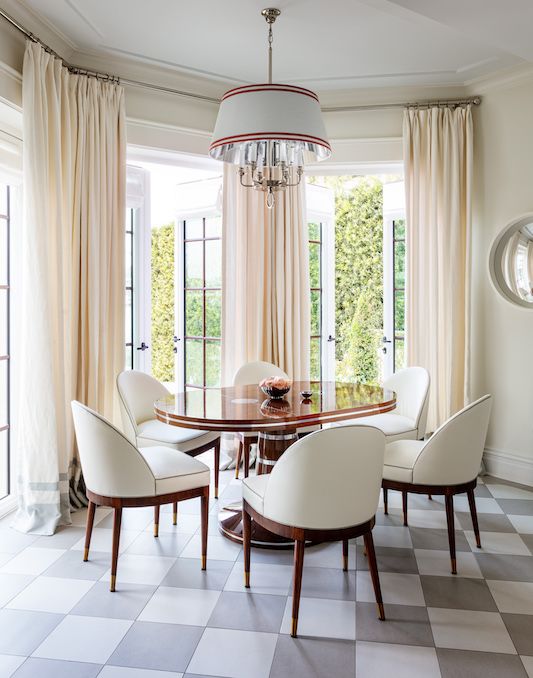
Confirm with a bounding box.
[183,217,222,391]
[124,207,135,370]
[309,221,322,381]
[0,184,10,500]
[393,219,406,371]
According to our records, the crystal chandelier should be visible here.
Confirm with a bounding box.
[209,8,331,208]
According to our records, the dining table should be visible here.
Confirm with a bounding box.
[154,380,396,548]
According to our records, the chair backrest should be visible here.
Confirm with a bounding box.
[412,395,492,486]
[117,370,169,441]
[384,367,430,439]
[262,426,385,530]
[71,401,155,498]
[233,360,289,386]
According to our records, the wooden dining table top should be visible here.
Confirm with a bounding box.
[154,381,396,433]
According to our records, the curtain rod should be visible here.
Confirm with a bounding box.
[0,7,481,111]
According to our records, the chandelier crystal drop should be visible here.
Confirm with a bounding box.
[209,8,331,208]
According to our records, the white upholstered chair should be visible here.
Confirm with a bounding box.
[332,367,430,442]
[242,426,386,637]
[117,370,221,515]
[233,360,318,479]
[382,394,492,574]
[71,401,210,591]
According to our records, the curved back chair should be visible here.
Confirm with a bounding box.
[232,361,289,479]
[71,401,210,591]
[382,394,492,574]
[117,370,220,504]
[331,366,430,442]
[242,425,386,637]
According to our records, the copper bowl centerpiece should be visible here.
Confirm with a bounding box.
[259,376,292,400]
[260,398,291,418]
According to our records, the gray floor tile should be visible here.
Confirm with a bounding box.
[70,582,156,619]
[502,613,533,655]
[356,602,434,646]
[436,648,528,677]
[125,532,191,558]
[161,558,233,590]
[420,575,498,611]
[475,485,494,498]
[374,511,406,527]
[409,527,470,551]
[41,550,110,580]
[11,657,101,678]
[520,533,533,555]
[357,545,419,573]
[0,609,63,656]
[456,512,517,533]
[496,500,533,516]
[108,621,203,672]
[291,566,356,600]
[33,527,86,550]
[270,635,355,678]
[207,590,286,632]
[237,547,295,566]
[475,554,533,581]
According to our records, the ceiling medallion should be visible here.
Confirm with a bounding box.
[209,8,331,208]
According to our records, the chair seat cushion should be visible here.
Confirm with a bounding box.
[242,474,270,515]
[382,439,425,483]
[331,413,417,440]
[139,446,210,495]
[137,419,219,453]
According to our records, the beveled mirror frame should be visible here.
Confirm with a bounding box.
[489,213,533,309]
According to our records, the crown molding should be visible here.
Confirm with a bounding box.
[126,117,211,139]
[465,62,533,94]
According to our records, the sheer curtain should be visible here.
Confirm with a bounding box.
[14,42,126,534]
[221,165,310,464]
[403,105,473,432]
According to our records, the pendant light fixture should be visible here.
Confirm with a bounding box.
[209,8,331,208]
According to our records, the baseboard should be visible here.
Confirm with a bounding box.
[483,447,533,487]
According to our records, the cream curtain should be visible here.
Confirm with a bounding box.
[14,42,126,534]
[221,165,310,464]
[403,105,473,432]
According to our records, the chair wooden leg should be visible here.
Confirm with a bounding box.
[402,490,408,526]
[467,487,481,548]
[172,502,178,526]
[235,441,243,479]
[383,487,388,515]
[363,531,385,620]
[243,507,252,588]
[428,494,433,500]
[445,492,457,574]
[83,500,96,562]
[154,505,160,537]
[201,488,209,570]
[214,440,220,499]
[291,539,305,637]
[110,507,122,592]
[243,441,251,478]
[342,539,349,572]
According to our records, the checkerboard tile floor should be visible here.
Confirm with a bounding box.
[1,469,533,677]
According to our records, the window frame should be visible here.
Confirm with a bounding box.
[0,185,11,503]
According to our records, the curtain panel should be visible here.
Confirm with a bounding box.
[14,41,126,534]
[403,105,473,432]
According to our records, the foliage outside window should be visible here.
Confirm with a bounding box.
[151,223,175,382]
[393,219,406,371]
[308,221,322,381]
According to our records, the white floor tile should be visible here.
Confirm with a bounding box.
[486,484,533,500]
[508,514,533,534]
[522,656,533,678]
[0,548,65,576]
[187,627,278,678]
[415,549,482,578]
[179,534,241,562]
[0,573,34,607]
[487,580,533,614]
[0,654,26,677]
[0,530,38,555]
[357,571,425,607]
[32,614,132,664]
[70,507,111,527]
[280,596,356,640]
[452,496,504,514]
[428,607,515,654]
[225,561,293,596]
[356,641,440,678]
[100,554,175,587]
[138,586,220,625]
[6,576,94,614]
[372,525,412,549]
[146,513,201,535]
[0,553,13,567]
[405,510,449,529]
[98,668,183,678]
[304,542,356,569]
[464,531,531,555]
[72,528,140,554]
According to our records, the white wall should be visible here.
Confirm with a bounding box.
[471,72,533,483]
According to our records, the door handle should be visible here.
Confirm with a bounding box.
[327,335,336,343]
[382,336,392,344]
[136,342,149,351]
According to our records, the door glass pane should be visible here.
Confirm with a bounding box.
[310,338,321,381]
[309,242,321,289]
[394,290,405,332]
[395,336,405,371]
[0,222,6,284]
[185,241,203,288]
[205,290,221,338]
[185,339,203,386]
[205,341,221,387]
[394,240,405,289]
[205,216,221,238]
[0,430,7,500]
[0,360,7,426]
[152,222,175,382]
[0,290,6,356]
[310,290,321,336]
[0,188,6,216]
[185,290,203,336]
[205,240,221,288]
[308,222,320,241]
[125,231,132,288]
[185,219,203,240]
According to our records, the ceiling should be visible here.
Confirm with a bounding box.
[16,0,533,91]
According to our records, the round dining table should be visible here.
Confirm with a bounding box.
[155,380,396,548]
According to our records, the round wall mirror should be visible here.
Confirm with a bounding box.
[489,215,533,308]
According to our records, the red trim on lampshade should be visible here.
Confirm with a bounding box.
[221,83,320,103]
[209,131,331,152]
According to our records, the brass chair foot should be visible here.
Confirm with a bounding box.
[154,524,159,538]
[291,617,298,638]
[235,468,240,480]
[244,571,250,588]
[201,555,207,570]
[378,602,385,621]
[451,558,457,575]
[110,575,116,592]
[172,512,177,526]
[214,487,218,499]
[83,548,89,562]
[342,555,348,572]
